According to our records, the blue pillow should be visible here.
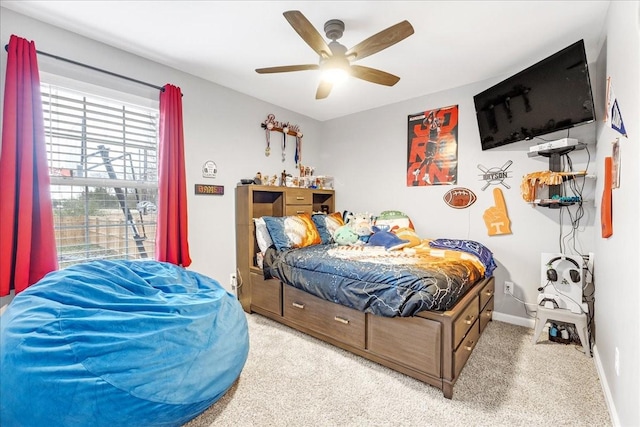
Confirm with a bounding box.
[429,238,497,277]
[311,212,345,244]
[263,214,322,251]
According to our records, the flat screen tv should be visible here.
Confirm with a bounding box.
[474,40,595,151]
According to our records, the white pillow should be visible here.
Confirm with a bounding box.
[253,217,273,254]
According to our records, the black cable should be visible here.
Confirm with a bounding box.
[559,207,564,253]
[558,145,591,255]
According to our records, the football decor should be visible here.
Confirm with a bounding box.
[443,187,477,209]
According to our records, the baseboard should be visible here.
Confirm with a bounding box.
[492,311,535,328]
[593,344,620,426]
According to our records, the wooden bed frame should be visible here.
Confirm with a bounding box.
[235,185,495,398]
[246,272,494,399]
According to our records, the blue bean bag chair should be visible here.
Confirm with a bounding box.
[0,260,249,427]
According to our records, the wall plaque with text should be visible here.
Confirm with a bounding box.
[194,184,224,195]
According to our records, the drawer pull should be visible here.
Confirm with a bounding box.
[296,210,305,214]
[296,196,305,200]
[292,302,305,309]
[464,314,475,325]
[334,316,349,325]
[464,340,475,351]
[485,290,494,297]
[485,310,493,317]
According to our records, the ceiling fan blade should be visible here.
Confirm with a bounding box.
[256,64,319,74]
[350,65,400,86]
[283,10,332,58]
[316,81,333,99]
[345,20,414,62]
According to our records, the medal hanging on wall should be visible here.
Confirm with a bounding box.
[281,125,289,162]
[265,122,272,156]
[295,133,302,166]
[260,115,303,163]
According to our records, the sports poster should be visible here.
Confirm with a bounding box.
[407,105,458,186]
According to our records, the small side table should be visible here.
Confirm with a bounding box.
[532,305,591,356]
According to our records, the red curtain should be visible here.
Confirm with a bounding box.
[156,84,191,267]
[0,35,58,296]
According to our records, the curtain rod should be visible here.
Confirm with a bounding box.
[4,44,165,92]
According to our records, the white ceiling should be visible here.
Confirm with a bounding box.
[2,1,610,121]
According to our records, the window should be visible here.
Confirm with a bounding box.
[41,83,159,268]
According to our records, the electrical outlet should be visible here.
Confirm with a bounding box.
[615,347,620,376]
[230,273,237,293]
[504,281,513,295]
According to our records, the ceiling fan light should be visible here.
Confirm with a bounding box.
[321,67,349,84]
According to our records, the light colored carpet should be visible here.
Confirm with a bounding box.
[184,313,611,427]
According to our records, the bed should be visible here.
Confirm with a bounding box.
[252,231,496,399]
[235,186,495,398]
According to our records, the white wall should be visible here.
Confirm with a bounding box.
[0,8,324,291]
[591,2,640,426]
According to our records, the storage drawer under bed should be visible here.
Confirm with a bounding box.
[283,285,365,349]
[453,318,480,379]
[453,295,479,349]
[250,272,282,316]
[480,296,494,333]
[479,278,494,333]
[367,314,441,377]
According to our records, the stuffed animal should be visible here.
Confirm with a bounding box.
[367,226,409,251]
[374,210,415,231]
[344,212,373,243]
[333,225,360,246]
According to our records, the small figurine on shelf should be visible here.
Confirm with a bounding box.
[280,170,291,186]
[254,172,262,185]
[268,175,278,186]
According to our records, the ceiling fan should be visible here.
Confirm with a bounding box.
[255,10,414,100]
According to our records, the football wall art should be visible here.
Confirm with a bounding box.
[407,105,459,186]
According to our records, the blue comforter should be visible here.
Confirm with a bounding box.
[264,243,492,317]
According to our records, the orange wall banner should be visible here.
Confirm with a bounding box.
[601,157,613,238]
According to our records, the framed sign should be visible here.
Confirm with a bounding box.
[194,184,224,195]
